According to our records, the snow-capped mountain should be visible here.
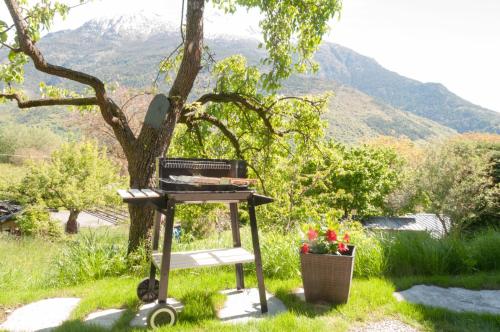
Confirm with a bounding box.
[79,12,177,40]
[77,10,261,41]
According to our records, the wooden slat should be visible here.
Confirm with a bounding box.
[141,189,160,198]
[117,189,133,199]
[152,248,254,270]
[129,189,147,198]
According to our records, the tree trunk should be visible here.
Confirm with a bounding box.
[125,0,204,254]
[66,209,80,234]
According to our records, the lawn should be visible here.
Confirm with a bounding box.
[0,226,499,332]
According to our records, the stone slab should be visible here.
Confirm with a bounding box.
[394,285,500,315]
[84,308,125,329]
[130,299,183,328]
[0,298,80,332]
[218,288,286,323]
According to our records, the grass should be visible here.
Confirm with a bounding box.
[1,226,499,331]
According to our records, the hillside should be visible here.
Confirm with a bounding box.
[2,13,498,142]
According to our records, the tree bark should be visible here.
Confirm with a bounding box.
[66,209,80,234]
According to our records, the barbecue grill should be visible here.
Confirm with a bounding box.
[118,158,273,328]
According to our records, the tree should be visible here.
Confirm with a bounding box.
[417,140,499,234]
[18,141,124,233]
[0,0,342,252]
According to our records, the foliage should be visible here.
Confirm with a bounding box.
[416,139,499,234]
[0,163,27,200]
[15,203,63,238]
[211,0,342,90]
[18,141,125,212]
[0,124,62,164]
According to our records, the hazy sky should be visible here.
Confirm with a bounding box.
[1,0,499,111]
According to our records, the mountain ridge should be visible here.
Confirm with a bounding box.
[2,14,498,142]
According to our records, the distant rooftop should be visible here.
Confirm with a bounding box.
[363,213,450,238]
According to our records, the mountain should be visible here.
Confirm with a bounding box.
[3,13,498,142]
[314,44,500,133]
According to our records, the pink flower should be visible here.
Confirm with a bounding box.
[301,243,310,254]
[307,228,318,241]
[343,232,350,243]
[326,229,337,242]
[338,242,349,253]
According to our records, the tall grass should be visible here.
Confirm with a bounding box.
[52,230,143,286]
[53,227,500,283]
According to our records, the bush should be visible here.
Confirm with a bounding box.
[16,204,63,238]
[52,231,145,285]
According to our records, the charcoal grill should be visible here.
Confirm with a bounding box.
[118,158,273,328]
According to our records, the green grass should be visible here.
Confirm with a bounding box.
[1,227,499,331]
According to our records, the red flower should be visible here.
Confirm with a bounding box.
[301,243,310,254]
[326,229,337,242]
[307,228,318,241]
[343,232,350,243]
[338,242,349,253]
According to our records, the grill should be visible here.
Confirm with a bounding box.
[157,158,248,192]
[117,157,273,327]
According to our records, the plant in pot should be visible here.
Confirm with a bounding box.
[299,222,355,304]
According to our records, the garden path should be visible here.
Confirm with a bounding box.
[394,285,500,314]
[0,288,286,331]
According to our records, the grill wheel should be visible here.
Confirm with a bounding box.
[136,277,159,303]
[147,303,177,328]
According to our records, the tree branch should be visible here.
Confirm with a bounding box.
[3,0,136,155]
[0,93,97,108]
[181,112,242,156]
[189,92,278,135]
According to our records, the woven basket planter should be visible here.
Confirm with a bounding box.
[300,245,355,304]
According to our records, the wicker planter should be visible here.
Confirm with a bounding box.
[300,245,355,304]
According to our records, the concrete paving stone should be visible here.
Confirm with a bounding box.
[394,285,500,314]
[218,288,287,323]
[84,308,126,329]
[130,299,184,328]
[0,298,80,332]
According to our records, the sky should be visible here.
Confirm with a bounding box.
[1,0,499,111]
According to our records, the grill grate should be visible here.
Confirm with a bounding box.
[157,158,248,192]
[161,159,232,170]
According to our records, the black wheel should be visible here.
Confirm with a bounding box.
[147,303,177,328]
[136,278,159,303]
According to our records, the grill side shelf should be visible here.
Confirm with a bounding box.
[152,248,255,270]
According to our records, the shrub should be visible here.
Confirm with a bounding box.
[16,204,63,238]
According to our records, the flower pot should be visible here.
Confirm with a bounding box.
[300,245,355,304]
